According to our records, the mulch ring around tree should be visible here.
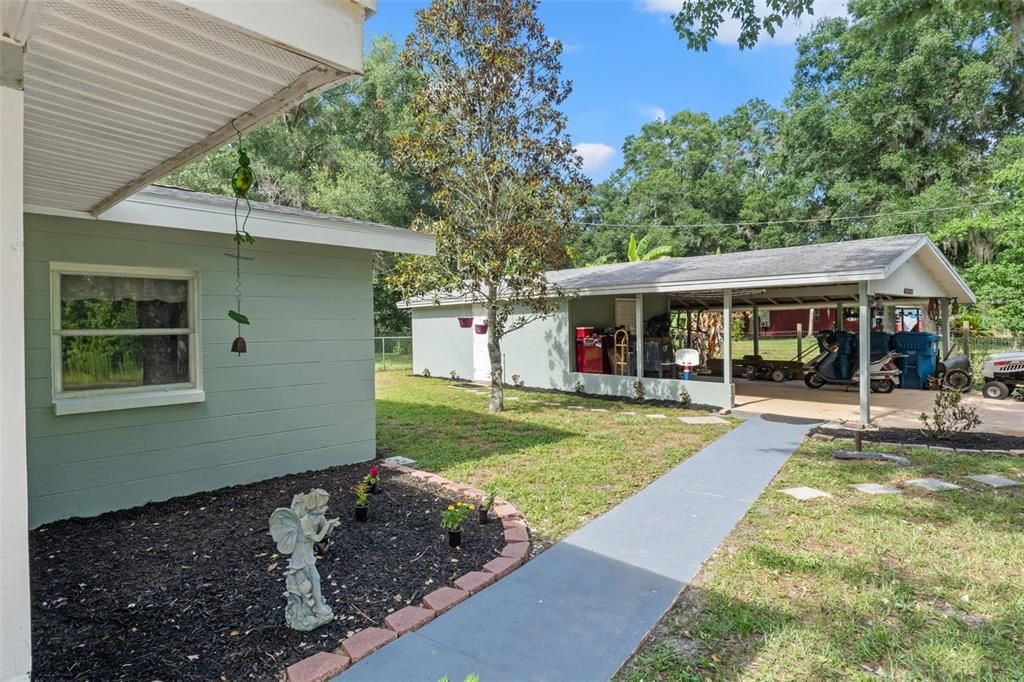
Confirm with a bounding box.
[812,426,1024,452]
[30,462,504,681]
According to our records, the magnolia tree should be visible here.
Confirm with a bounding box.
[390,0,589,412]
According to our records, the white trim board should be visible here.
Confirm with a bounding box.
[27,188,436,257]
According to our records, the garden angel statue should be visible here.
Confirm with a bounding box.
[268,488,340,631]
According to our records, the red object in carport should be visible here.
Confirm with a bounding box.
[576,328,604,373]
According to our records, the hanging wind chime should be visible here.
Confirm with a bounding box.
[228,126,256,354]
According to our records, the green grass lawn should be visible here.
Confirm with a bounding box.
[731,336,812,362]
[375,371,732,542]
[619,440,1024,681]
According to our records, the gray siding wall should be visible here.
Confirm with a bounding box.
[25,214,376,526]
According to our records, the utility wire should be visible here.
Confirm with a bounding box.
[576,197,1016,230]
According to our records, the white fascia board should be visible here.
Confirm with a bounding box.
[176,0,372,73]
[565,269,889,297]
[404,269,888,308]
[33,192,436,256]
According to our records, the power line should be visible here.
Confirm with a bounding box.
[576,198,1016,230]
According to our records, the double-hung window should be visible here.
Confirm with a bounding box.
[51,263,203,415]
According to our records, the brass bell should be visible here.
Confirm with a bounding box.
[231,336,247,354]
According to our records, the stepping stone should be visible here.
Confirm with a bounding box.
[849,483,901,495]
[384,456,416,467]
[646,414,667,420]
[906,477,961,492]
[590,408,609,413]
[506,397,520,401]
[542,402,560,407]
[967,474,1021,488]
[567,405,584,410]
[780,486,832,501]
[678,416,730,425]
[619,411,637,415]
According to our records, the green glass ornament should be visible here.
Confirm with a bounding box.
[232,149,254,197]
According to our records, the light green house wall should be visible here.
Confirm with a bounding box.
[24,214,376,526]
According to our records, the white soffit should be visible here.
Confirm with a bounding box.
[22,0,368,214]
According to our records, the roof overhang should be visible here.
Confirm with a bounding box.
[26,185,436,256]
[11,0,375,215]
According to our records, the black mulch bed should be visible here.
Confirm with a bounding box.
[30,462,505,681]
[813,426,1024,452]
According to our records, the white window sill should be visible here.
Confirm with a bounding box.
[54,388,205,416]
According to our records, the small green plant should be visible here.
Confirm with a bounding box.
[450,369,458,380]
[679,386,691,406]
[920,389,981,440]
[511,373,522,386]
[481,484,497,510]
[574,379,585,393]
[633,379,644,401]
[440,501,474,531]
[422,368,431,378]
[731,315,745,342]
[354,481,369,507]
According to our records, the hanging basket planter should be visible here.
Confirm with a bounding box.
[457,316,474,328]
[474,322,489,335]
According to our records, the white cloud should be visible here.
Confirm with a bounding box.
[641,105,667,122]
[636,0,848,46]
[574,143,616,174]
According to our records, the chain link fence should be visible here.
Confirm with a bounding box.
[375,336,412,372]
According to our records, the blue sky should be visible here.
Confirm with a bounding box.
[366,1,847,182]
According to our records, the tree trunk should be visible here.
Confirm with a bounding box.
[486,296,503,413]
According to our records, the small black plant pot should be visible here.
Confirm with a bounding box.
[448,529,462,548]
[478,507,489,524]
[367,481,378,494]
[355,505,368,522]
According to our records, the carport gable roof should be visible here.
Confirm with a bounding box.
[407,234,973,307]
[551,234,974,302]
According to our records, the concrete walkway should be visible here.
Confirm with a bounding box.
[337,415,813,682]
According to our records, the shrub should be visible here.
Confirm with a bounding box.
[511,373,523,386]
[679,386,691,406]
[574,378,584,393]
[422,368,431,378]
[449,369,458,380]
[633,379,644,401]
[920,390,981,440]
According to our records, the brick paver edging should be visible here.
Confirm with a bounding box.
[285,462,531,682]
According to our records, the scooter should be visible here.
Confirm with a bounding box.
[802,331,904,393]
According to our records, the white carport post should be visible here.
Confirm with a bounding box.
[858,282,871,426]
[751,302,760,357]
[0,32,32,682]
[635,293,644,378]
[939,297,951,359]
[722,289,733,389]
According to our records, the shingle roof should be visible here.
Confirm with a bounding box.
[549,234,925,291]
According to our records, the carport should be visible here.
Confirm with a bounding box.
[410,234,975,425]
[552,233,975,426]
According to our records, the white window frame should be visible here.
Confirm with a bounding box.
[50,262,204,416]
